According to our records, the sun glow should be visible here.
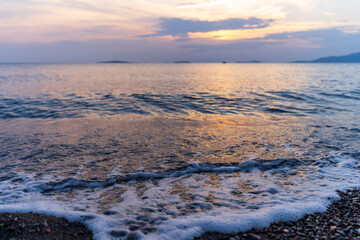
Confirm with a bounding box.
[187,21,356,41]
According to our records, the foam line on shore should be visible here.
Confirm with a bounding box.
[35,158,304,192]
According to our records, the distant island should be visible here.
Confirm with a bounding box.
[174,61,191,63]
[293,52,360,63]
[97,60,131,63]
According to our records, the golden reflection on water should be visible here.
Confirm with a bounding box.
[95,187,127,213]
[1,113,309,183]
[204,173,221,189]
[232,180,256,197]
[0,109,315,212]
[169,181,194,202]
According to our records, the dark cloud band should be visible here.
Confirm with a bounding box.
[141,17,273,37]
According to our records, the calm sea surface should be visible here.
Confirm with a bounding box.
[1,63,360,239]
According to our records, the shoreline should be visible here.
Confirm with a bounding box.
[1,190,359,240]
[197,189,360,240]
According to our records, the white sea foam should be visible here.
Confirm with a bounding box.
[0,152,359,239]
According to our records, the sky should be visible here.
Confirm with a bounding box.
[1,0,360,62]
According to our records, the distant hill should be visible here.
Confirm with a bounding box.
[294,52,360,63]
[97,60,131,63]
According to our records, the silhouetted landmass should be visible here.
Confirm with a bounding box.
[174,61,191,63]
[97,60,131,63]
[293,52,360,63]
[236,60,262,63]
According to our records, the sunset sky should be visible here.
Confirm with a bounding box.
[1,0,360,62]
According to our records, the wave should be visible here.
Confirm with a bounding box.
[0,90,355,119]
[35,158,305,192]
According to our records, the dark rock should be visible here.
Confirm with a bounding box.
[103,210,118,215]
[247,233,262,240]
[110,230,128,237]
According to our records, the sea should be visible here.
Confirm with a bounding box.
[0,63,360,239]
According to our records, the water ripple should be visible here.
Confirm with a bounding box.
[0,90,355,119]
